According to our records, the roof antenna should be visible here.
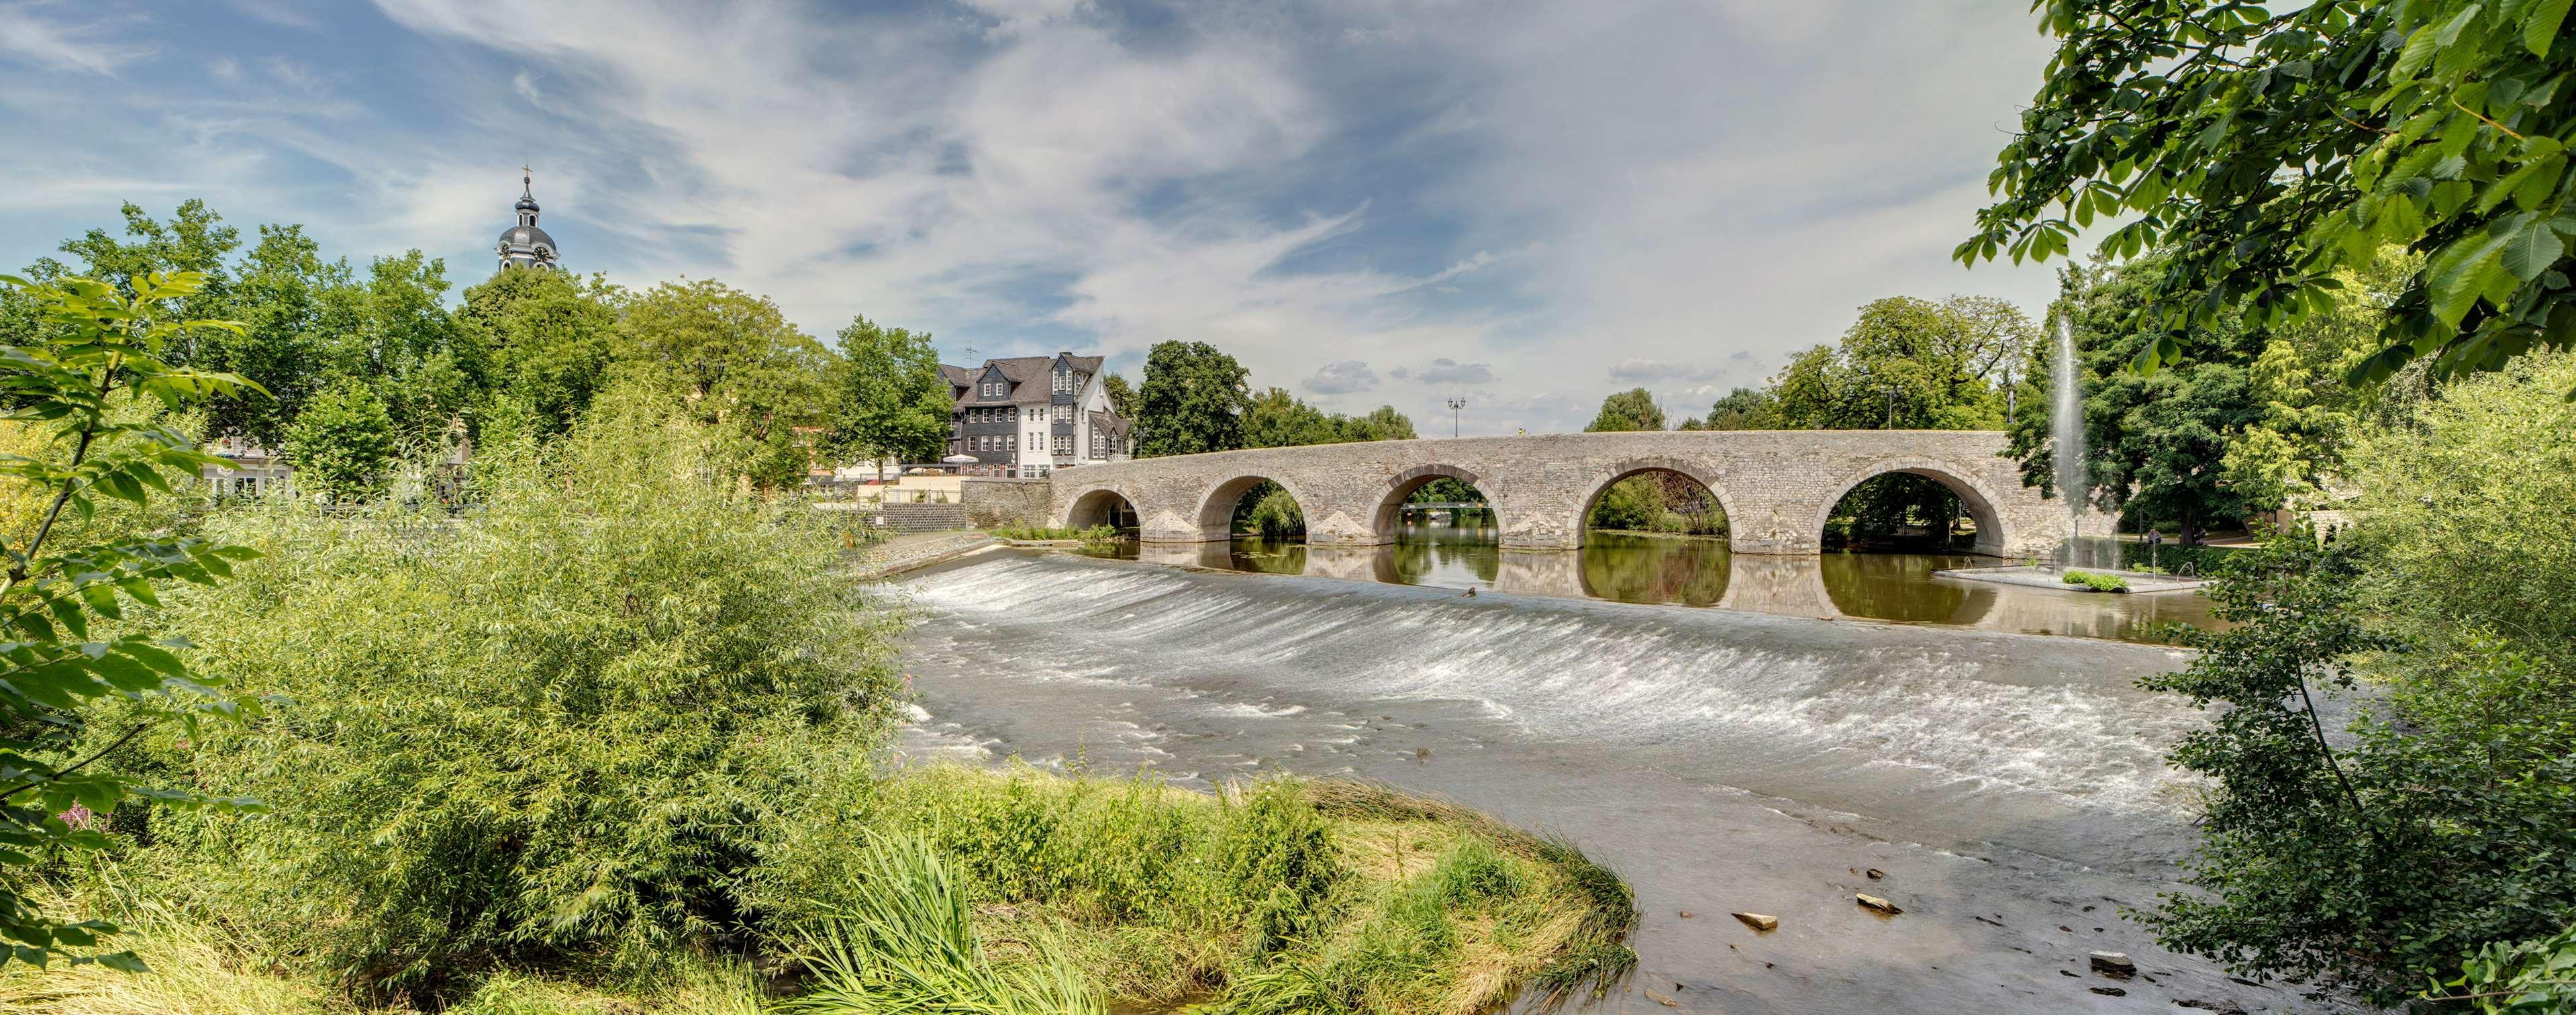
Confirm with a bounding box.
[963,344,978,362]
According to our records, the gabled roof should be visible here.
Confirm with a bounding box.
[1087,410,1131,438]
[943,353,1110,408]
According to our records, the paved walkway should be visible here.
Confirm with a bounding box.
[851,530,995,579]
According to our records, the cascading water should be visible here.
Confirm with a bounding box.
[886,553,2299,1014]
[2050,315,2089,569]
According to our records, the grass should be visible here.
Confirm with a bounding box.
[14,767,1634,1015]
[2061,569,2132,593]
[775,765,1638,1013]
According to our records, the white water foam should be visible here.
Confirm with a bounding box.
[905,557,2203,815]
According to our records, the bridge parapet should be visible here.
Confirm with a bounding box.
[1050,430,2099,557]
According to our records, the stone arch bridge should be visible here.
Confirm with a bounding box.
[1048,430,2092,557]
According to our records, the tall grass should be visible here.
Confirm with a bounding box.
[778,832,1101,1014]
[756,765,1637,1014]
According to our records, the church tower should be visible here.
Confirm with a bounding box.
[495,168,560,271]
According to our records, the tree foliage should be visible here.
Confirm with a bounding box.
[2141,356,2576,1004]
[281,381,396,503]
[144,388,907,996]
[826,315,949,471]
[1242,388,1415,448]
[616,280,834,491]
[1134,342,1250,458]
[1699,387,1779,430]
[1772,296,2025,430]
[0,272,263,973]
[1585,389,1666,432]
[1967,0,2576,387]
[454,267,623,437]
[2014,258,2267,541]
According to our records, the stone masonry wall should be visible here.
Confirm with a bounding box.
[960,477,1052,529]
[1048,430,2104,557]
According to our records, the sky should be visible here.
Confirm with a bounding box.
[0,0,2082,436]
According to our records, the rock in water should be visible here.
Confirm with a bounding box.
[1856,893,1902,915]
[1730,912,1778,931]
[1865,868,1885,880]
[2089,951,2136,977]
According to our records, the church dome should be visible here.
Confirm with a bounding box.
[496,168,560,270]
[499,223,555,250]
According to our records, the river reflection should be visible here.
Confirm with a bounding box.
[1082,523,2218,644]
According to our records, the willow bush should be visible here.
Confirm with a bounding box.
[126,385,908,998]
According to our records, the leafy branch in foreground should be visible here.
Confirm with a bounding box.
[1967,0,2576,385]
[0,272,264,971]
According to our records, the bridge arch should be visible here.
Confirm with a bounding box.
[1811,458,2012,557]
[1194,474,1316,541]
[1574,457,1738,542]
[1060,485,1140,531]
[1371,463,1501,540]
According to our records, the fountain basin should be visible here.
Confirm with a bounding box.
[1932,565,2206,594]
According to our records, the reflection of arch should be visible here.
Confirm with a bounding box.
[1062,487,1139,530]
[1370,463,1501,540]
[1811,459,2012,557]
[1574,458,1738,540]
[1194,474,1314,540]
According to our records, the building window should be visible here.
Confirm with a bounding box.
[1053,370,1073,395]
[1052,404,1071,424]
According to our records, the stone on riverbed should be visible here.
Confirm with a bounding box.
[1731,912,1777,931]
[2089,951,2136,976]
[1856,893,1902,915]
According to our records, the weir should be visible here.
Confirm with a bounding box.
[1050,430,2106,556]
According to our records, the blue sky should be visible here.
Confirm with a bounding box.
[1,0,2077,434]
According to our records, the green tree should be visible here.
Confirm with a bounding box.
[1134,341,1249,458]
[1964,0,2576,387]
[2014,258,2267,542]
[1700,387,1777,430]
[28,202,240,357]
[1101,371,1136,418]
[283,380,397,502]
[1243,387,1337,448]
[1771,296,2019,430]
[1585,388,1666,432]
[0,271,262,972]
[826,315,950,475]
[456,267,623,436]
[205,224,360,448]
[2136,354,2576,1004]
[1348,405,1417,441]
[350,251,476,446]
[619,280,835,492]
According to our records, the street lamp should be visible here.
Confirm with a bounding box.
[1446,397,1467,438]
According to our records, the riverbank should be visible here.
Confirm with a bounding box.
[7,765,1636,1014]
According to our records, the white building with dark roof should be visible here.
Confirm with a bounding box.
[942,352,1131,477]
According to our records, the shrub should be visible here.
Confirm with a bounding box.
[1246,487,1305,539]
[281,379,397,502]
[136,386,909,997]
[2060,569,2130,592]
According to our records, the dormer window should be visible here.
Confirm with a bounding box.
[1052,369,1073,395]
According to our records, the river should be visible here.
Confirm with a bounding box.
[889,524,2340,1014]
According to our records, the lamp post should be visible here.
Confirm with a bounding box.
[1447,397,1466,438]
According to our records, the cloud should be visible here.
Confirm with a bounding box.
[1605,358,1726,383]
[1390,357,1494,386]
[0,0,2095,439]
[0,3,154,75]
[1304,359,1379,395]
